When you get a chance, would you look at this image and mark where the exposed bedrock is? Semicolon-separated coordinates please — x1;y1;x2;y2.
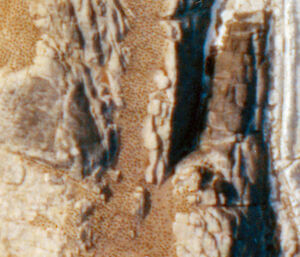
172;2;280;256
0;0;299;256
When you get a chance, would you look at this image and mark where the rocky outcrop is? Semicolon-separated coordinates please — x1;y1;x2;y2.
0;0;299;256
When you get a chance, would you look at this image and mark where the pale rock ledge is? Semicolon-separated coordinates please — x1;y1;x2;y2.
0;0;299;256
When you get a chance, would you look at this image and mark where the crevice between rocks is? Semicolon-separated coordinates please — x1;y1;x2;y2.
168;0;215;169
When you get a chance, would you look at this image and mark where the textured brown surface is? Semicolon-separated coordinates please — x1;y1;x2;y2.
0;0;40;70
0;0;299;256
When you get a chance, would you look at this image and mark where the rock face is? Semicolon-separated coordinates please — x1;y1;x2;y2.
0;0;299;256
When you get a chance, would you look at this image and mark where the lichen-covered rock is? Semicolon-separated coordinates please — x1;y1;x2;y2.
0;0;299;256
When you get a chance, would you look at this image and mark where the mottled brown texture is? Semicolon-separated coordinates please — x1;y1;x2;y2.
0;0;40;70
0;0;299;256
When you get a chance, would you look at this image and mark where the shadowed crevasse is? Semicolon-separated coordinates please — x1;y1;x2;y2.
230;135;280;257
70;82;103;178
170;2;280;256
168;0;215;168
230;17;280;257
